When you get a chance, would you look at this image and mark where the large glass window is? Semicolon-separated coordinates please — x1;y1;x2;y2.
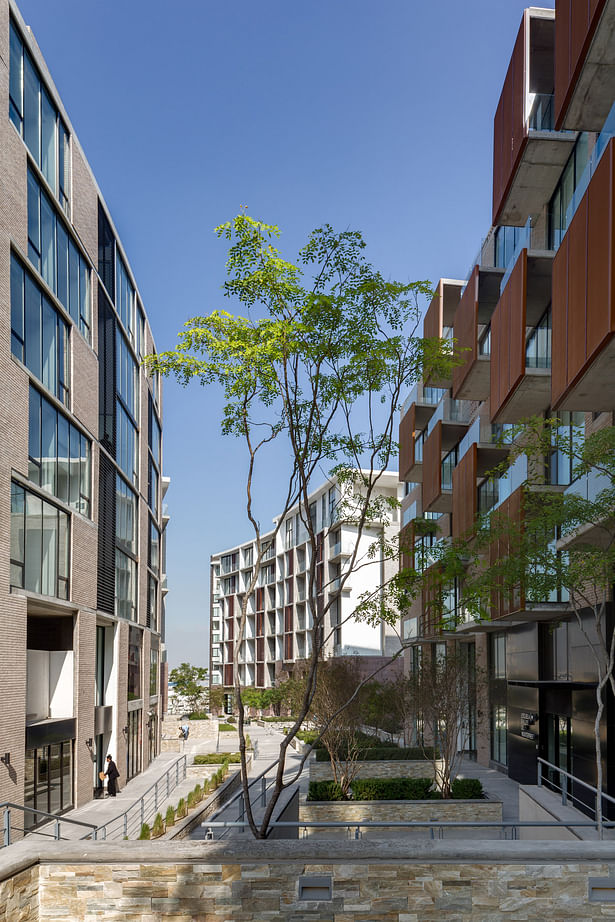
98;203;115;296
148;395;161;517
9;21;70;211
116;401;138;486
27;169;90;340
10;481;69;599
149;519;160;576
115;549;136;621
128;627;142;700
116;254;135;344
11;256;69;404
24;741;73;827
150;648;159;697
29;386;91;515
117;330;138;421
116;475;137;555
525;307;551;369
491;706;508;765
549;133;590;249
490;632;507;679
147;574;158;632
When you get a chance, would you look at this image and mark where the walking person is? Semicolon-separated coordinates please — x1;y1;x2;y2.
105;754;120;797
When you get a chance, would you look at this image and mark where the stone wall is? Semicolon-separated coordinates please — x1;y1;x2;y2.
3;840;615;920
0;865;37;922
309;759;442;781
299;798;503;837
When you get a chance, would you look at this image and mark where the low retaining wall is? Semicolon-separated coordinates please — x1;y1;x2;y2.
299;798;502;837
3;839;615;921
309;758;443;781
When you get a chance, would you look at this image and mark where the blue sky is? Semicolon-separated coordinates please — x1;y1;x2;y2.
16;0;554;668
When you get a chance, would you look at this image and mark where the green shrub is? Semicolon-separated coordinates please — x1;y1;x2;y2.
295;730;318;745
307;781;346;802
138;823;151;839
225;715;236;723
193;784;203;802
451;778;484;800
176;797;187;819
187;790;195;808
314;746;438;762
188;711;209;720
194;752;241;764
245;735;252;750
165;806;175;827
351;777;434;801
152;812;165;838
219;722;236;732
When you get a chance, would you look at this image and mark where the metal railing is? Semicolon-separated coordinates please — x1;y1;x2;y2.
201;818;615;841
94;755;187;840
1;802;98;848
205;759;282;840
537;757;615;822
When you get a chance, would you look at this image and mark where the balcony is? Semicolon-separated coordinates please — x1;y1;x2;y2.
401;383;445;429
558;470;614;549
552;134;615;412
422;422;454;514
426;396;470;451
457;417;509;478
555;0;615;131
422;279;465;388
493;9;576;226
490;248;553;423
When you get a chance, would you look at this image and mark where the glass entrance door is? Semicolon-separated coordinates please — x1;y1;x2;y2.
546;714;570;791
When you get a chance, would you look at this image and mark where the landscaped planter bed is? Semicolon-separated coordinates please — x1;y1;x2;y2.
299;797;502;838
309;759;445;782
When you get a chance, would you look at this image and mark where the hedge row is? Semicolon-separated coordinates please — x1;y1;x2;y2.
314;746;439;762
194;752;241;764
307;777;484;802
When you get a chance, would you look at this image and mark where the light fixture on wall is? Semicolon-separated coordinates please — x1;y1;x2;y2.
85;738;93;748
123;726;129;735
0;753;10;766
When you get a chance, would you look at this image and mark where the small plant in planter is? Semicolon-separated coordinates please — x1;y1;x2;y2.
176;797;187;819
193;784;203;802
138;823;151;840
152;812;165;838
187;790;195;808
165;806;176;828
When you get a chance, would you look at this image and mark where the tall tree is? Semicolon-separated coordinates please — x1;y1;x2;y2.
169;663;208;715
146;213;455;838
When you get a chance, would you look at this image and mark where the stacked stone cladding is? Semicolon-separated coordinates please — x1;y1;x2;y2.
2;840;615;920
309;759;442;782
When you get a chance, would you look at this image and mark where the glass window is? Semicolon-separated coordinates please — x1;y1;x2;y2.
10;481;69;599
128;627;142;699
116;475;137;555
11;256;69;404
9;21;69;213
149;519;160;576
95;625;106;707
116;401;138;486
150;648;159;697
148;457;159;518
116;254;135;343
491;705;508;765
147;574;158;632
28;385;91;516
549;133;590;248
117;329;138;421
490;633;506;679
115;549;136;621
98;203;115;296
149;397;161;469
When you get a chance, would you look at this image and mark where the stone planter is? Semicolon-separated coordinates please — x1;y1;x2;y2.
299;797;503;838
309;759;444;782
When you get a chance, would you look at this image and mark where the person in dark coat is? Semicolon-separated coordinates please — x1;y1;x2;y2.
105;755;120;796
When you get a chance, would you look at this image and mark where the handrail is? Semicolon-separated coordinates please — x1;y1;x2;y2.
0;802;98;848
537;757;615;818
208;759;280;838
201;818;615;841
95;754;187;840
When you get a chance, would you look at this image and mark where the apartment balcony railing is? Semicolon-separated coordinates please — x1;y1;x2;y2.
528;92;555;132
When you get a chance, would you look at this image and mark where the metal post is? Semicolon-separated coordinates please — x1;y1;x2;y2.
141;798;144;826
54;819;61;840
238;794;244;821
354;826;361;840
3;808;10;847
176;761;179;785
124;813;128;837
537;761;542;787
102;826;107;840
261;777;266;807
155;781;158;810
562;774;568;806
166;772;170;798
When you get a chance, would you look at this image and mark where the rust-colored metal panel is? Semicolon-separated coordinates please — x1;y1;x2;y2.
567;193;588;384
400;522;415;573
490;252;526;420
586;141;613;360
452;267;478;398
423;284;442;341
489;486;524;619
554;0;571;129
492;15;527;225
551;234;569;406
508;250;527;397
570;0;590;85
399;403;416;482
422;421;442;511
490;292;504;419
452;443;477;539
